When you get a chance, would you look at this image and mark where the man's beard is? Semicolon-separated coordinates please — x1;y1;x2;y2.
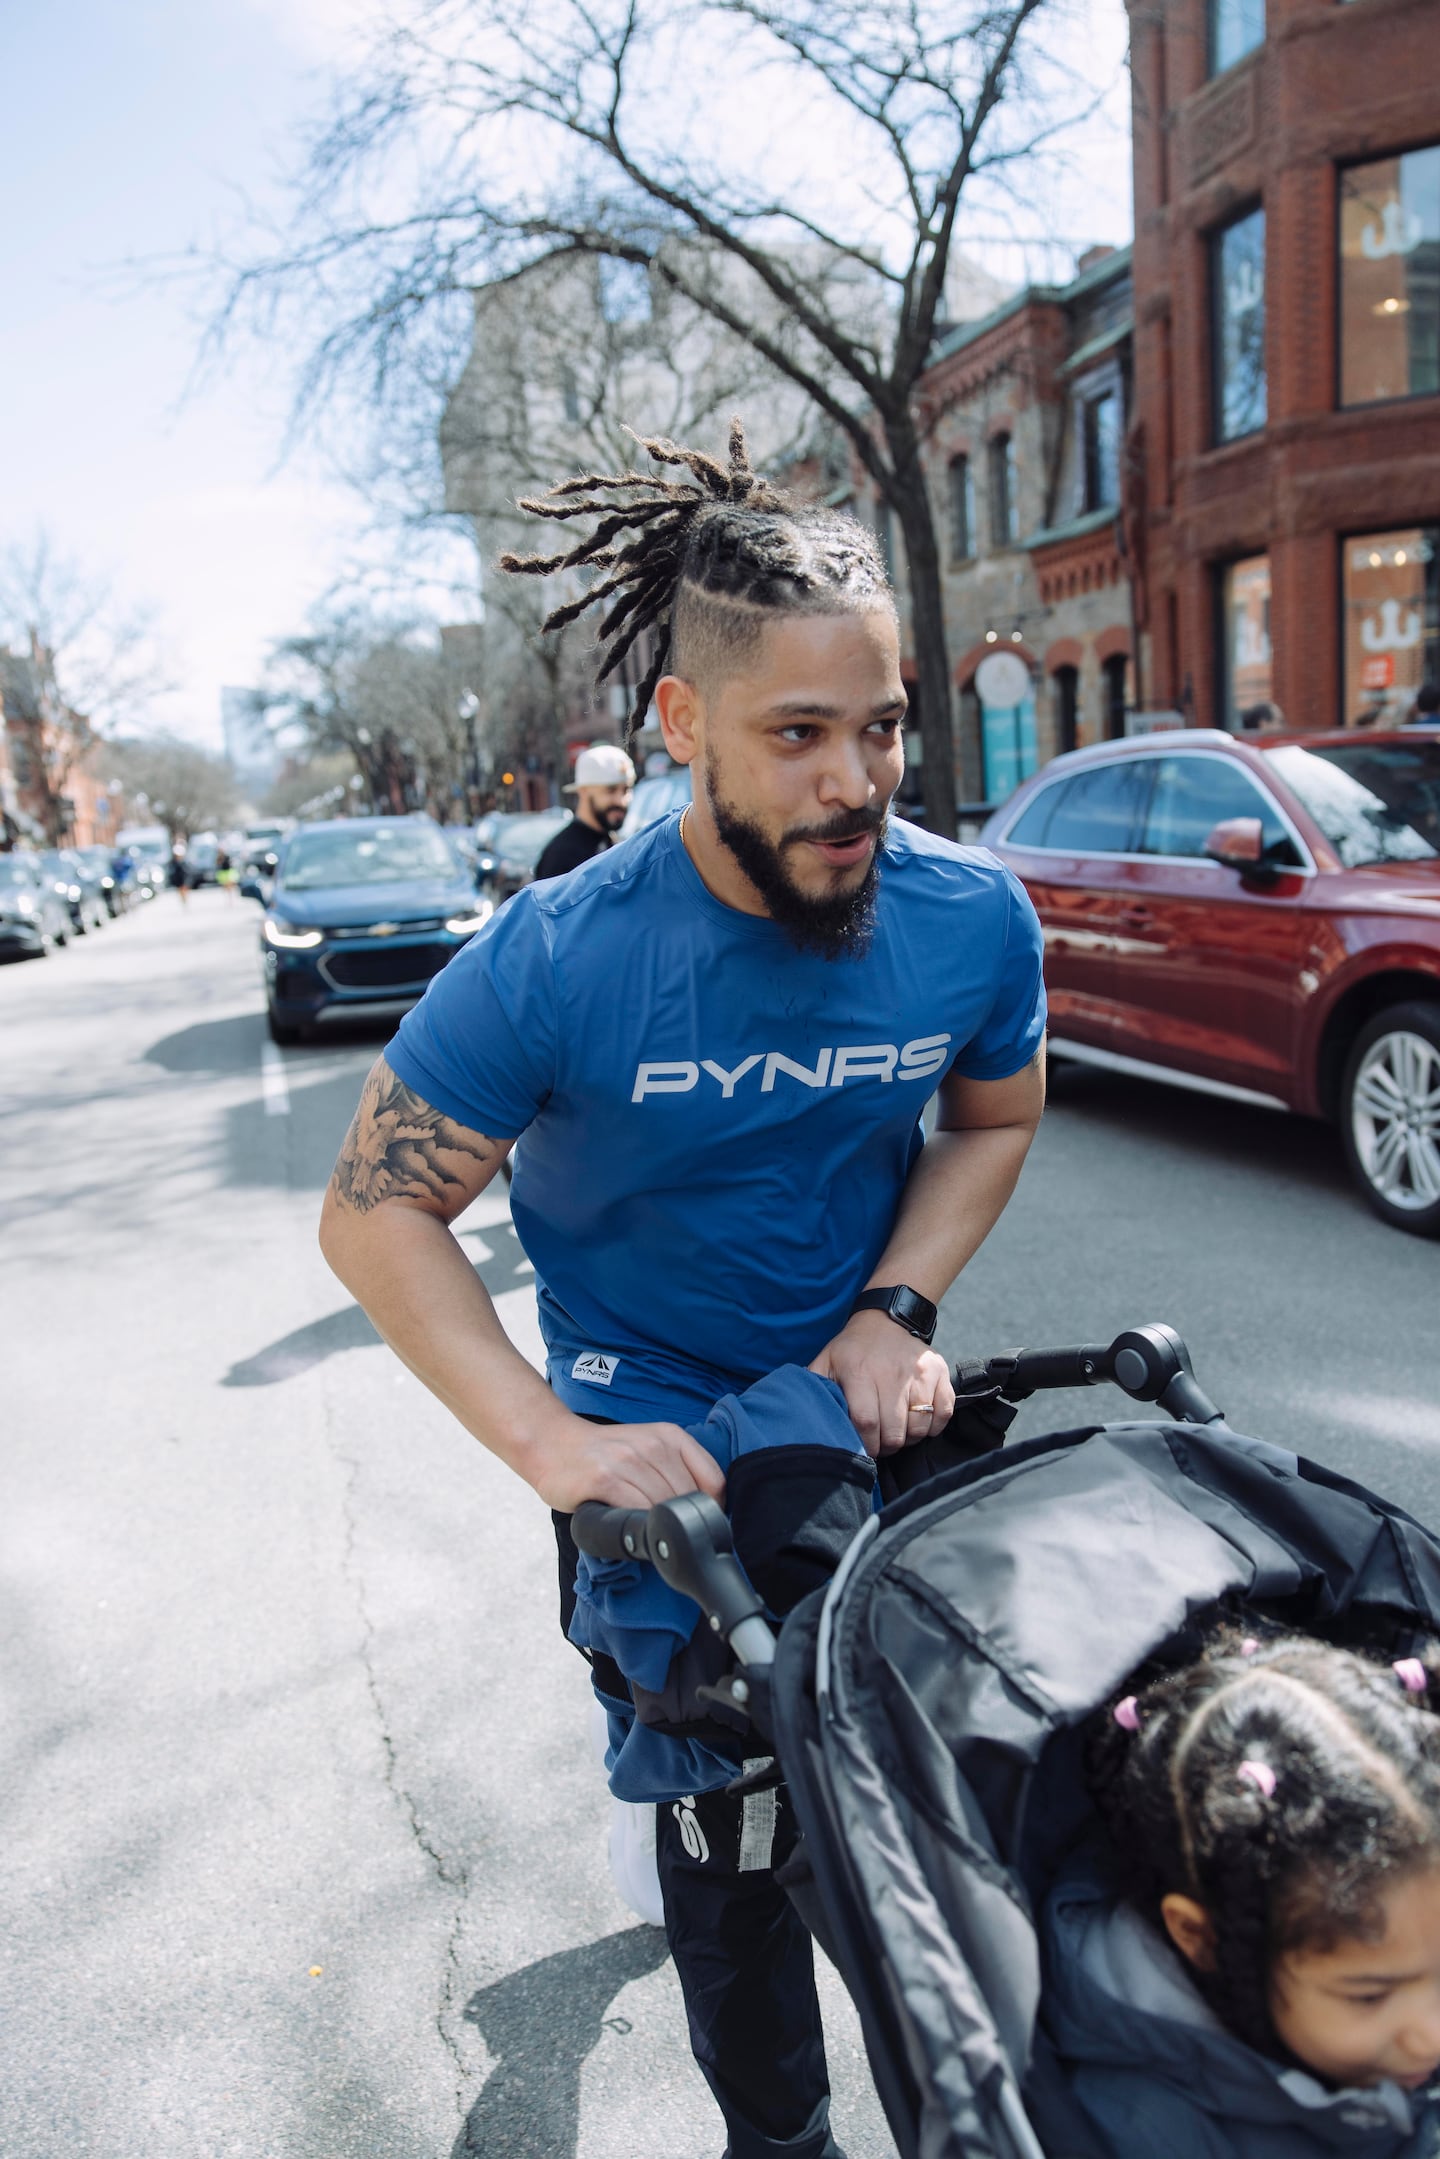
598;804;627;832
703;764;885;960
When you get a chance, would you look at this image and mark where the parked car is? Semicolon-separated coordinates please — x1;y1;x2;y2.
983;727;1440;1235
242;821;293;867
39;849;108;935
128;842;171;899
185;832;220;885
0;855;73;957
481;808;572;902
65;847;114;926
73;843;133;915
619;765;691;839
253;813;493;1043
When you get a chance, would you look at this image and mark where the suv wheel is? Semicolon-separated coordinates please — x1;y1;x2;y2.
1341;1002;1440;1236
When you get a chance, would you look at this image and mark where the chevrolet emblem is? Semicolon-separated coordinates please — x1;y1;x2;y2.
371;922;400;936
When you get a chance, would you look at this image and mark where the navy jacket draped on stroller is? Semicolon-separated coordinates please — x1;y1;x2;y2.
573;1328;1440;2159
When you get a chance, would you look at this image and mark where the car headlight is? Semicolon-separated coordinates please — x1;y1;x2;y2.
263;917;324;949
15;894;34;914
445;901;494;935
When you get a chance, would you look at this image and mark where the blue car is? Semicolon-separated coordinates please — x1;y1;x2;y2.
258;815;493;1044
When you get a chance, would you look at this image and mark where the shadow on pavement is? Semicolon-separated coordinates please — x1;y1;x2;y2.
145;1013;264;1074
223;1301;382;1385
222;1225;532;1386
453;1925;671;2159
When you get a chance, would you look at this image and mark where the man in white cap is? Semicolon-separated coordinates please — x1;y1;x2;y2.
534;742;635;880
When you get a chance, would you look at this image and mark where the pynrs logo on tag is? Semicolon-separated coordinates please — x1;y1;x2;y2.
572;1351;619;1388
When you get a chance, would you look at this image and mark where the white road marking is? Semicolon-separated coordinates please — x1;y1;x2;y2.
513;1258;534;1275
459;1234;495;1262
260;1042;290;1117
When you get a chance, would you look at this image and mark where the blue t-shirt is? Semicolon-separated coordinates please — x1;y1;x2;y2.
387;813;1045;1422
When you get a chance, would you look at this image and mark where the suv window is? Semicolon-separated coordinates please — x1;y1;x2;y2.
1142;754;1303;866
1266;742;1440;868
1006;759;1154;854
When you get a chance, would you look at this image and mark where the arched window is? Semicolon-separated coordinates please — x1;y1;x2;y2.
948;454;974;561
1103;653;1129;739
1053;665;1079;756
988;433;1015;548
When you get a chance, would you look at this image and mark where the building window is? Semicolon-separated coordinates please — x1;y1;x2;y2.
1053;665;1079;756
948;454;974;561
1102;654;1129;739
989;433;1015;547
1209;0;1264;75
1339;147;1440;409
1212;208;1267;442
1219;554;1273;729
1342;527;1440;727
1081;390;1121;512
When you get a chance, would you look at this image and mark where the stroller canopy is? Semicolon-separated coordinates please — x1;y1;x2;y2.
772;1421;1440;2159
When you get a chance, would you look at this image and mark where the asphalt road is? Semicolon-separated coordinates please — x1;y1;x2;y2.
3;889;1438;2159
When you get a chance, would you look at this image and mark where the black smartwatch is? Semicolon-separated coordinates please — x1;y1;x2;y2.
850;1284;938;1344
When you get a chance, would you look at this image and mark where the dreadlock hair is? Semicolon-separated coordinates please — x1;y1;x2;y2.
497;420;893;754
1088;1626;1440;2057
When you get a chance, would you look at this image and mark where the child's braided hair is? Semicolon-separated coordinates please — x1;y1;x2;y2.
498;419;891;752
1088;1628;1440;2054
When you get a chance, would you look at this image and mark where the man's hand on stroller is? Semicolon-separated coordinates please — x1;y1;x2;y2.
523;1406;728;1513
809;1311;956;1457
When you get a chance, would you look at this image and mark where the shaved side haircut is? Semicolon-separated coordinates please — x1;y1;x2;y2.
499;420;894;746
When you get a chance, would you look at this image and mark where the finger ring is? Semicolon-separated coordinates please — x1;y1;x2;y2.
909;1403;934;1419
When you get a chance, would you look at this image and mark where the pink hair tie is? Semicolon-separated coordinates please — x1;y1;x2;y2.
1113;1696;1141;1732
1394;1658;1428;1695
1240;1638;1260;1657
1237;1760;1277;1798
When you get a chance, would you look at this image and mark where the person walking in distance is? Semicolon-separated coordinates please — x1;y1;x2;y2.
534;743;635;880
318;423;1047;2159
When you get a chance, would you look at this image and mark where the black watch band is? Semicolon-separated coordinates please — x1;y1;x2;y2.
850;1284;938;1345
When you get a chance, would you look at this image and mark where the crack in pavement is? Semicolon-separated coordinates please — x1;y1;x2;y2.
328;1407;475;2113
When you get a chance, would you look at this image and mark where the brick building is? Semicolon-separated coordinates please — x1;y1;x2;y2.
883;247;1136;805
0;641;120;848
1127;0;1440;733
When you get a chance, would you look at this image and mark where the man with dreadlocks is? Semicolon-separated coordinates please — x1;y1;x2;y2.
319;421;1046;2159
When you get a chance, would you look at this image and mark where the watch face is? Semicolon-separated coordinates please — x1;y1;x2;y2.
893;1286;938;1339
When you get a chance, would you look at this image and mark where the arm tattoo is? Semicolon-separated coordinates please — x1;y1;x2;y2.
331;1063;500;1215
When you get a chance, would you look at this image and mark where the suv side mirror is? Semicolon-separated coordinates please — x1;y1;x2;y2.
1204;816;1265;872
239;875;265;902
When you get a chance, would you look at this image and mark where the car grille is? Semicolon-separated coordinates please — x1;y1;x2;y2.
327;917;446;938
320;944;453;990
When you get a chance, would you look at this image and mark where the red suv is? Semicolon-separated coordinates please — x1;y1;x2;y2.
983;728;1440;1236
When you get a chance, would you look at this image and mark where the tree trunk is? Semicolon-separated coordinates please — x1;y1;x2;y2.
886;442;958;842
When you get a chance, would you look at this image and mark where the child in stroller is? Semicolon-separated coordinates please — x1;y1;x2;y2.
574;1324;1440;2159
1046;1627;1440;2156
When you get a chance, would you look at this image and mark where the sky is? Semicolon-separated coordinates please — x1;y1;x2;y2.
0;0;1132;754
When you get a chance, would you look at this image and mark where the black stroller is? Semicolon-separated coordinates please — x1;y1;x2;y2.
572;1324;1440;2159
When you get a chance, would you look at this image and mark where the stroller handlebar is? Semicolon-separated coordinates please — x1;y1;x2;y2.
570;1490;777;1669
979;1322;1225;1424
569;1324;1225;1675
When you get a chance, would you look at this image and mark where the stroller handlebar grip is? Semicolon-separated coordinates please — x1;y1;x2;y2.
570;1491;776;1668
984;1344;1115;1395
570;1500;654;1564
982;1323;1224;1424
